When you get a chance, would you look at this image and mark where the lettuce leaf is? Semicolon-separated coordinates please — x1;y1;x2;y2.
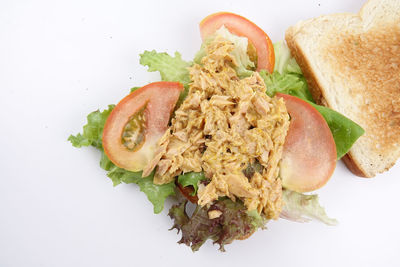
68;103;175;214
260;70;314;102
139;50;191;104
273;41;302;75
307;102;365;159
194;26;255;78
169;198;267;251
100;151;175;213
130;86;141;93
139;50;191;86
214;26;255;78
281;190;337;226
260;41;313;101
177;172;206;196
108;166;175;213
68;105;114;149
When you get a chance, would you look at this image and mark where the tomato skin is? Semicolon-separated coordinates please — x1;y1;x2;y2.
176;182;198;204
199;12;275;73
277;93;337;192
102;82;183;172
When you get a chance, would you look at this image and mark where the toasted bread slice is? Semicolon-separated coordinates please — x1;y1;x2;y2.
285;0;400;177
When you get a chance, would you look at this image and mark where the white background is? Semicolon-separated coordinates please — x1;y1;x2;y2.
1;0;399;266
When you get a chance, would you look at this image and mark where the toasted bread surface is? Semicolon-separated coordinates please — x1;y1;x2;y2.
285;0;400;177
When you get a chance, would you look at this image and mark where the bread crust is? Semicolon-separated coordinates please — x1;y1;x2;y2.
341;154;369;178
285;31;327;107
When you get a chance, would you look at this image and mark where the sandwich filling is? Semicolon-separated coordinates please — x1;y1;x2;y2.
144;36;290;219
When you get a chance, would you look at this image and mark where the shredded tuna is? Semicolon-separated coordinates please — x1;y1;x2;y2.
150;37;290;219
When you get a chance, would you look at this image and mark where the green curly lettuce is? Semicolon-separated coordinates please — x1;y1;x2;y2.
260;41;313;101
140;50;191;104
260;69;314;102
139;50;192;86
107;164;175;213
68;105;114;149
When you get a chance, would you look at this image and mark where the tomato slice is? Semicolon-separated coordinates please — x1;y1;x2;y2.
102;82;183;172
199;12;275;73
277;93;336;192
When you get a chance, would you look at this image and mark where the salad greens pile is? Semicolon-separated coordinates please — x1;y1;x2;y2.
69;31;363;250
